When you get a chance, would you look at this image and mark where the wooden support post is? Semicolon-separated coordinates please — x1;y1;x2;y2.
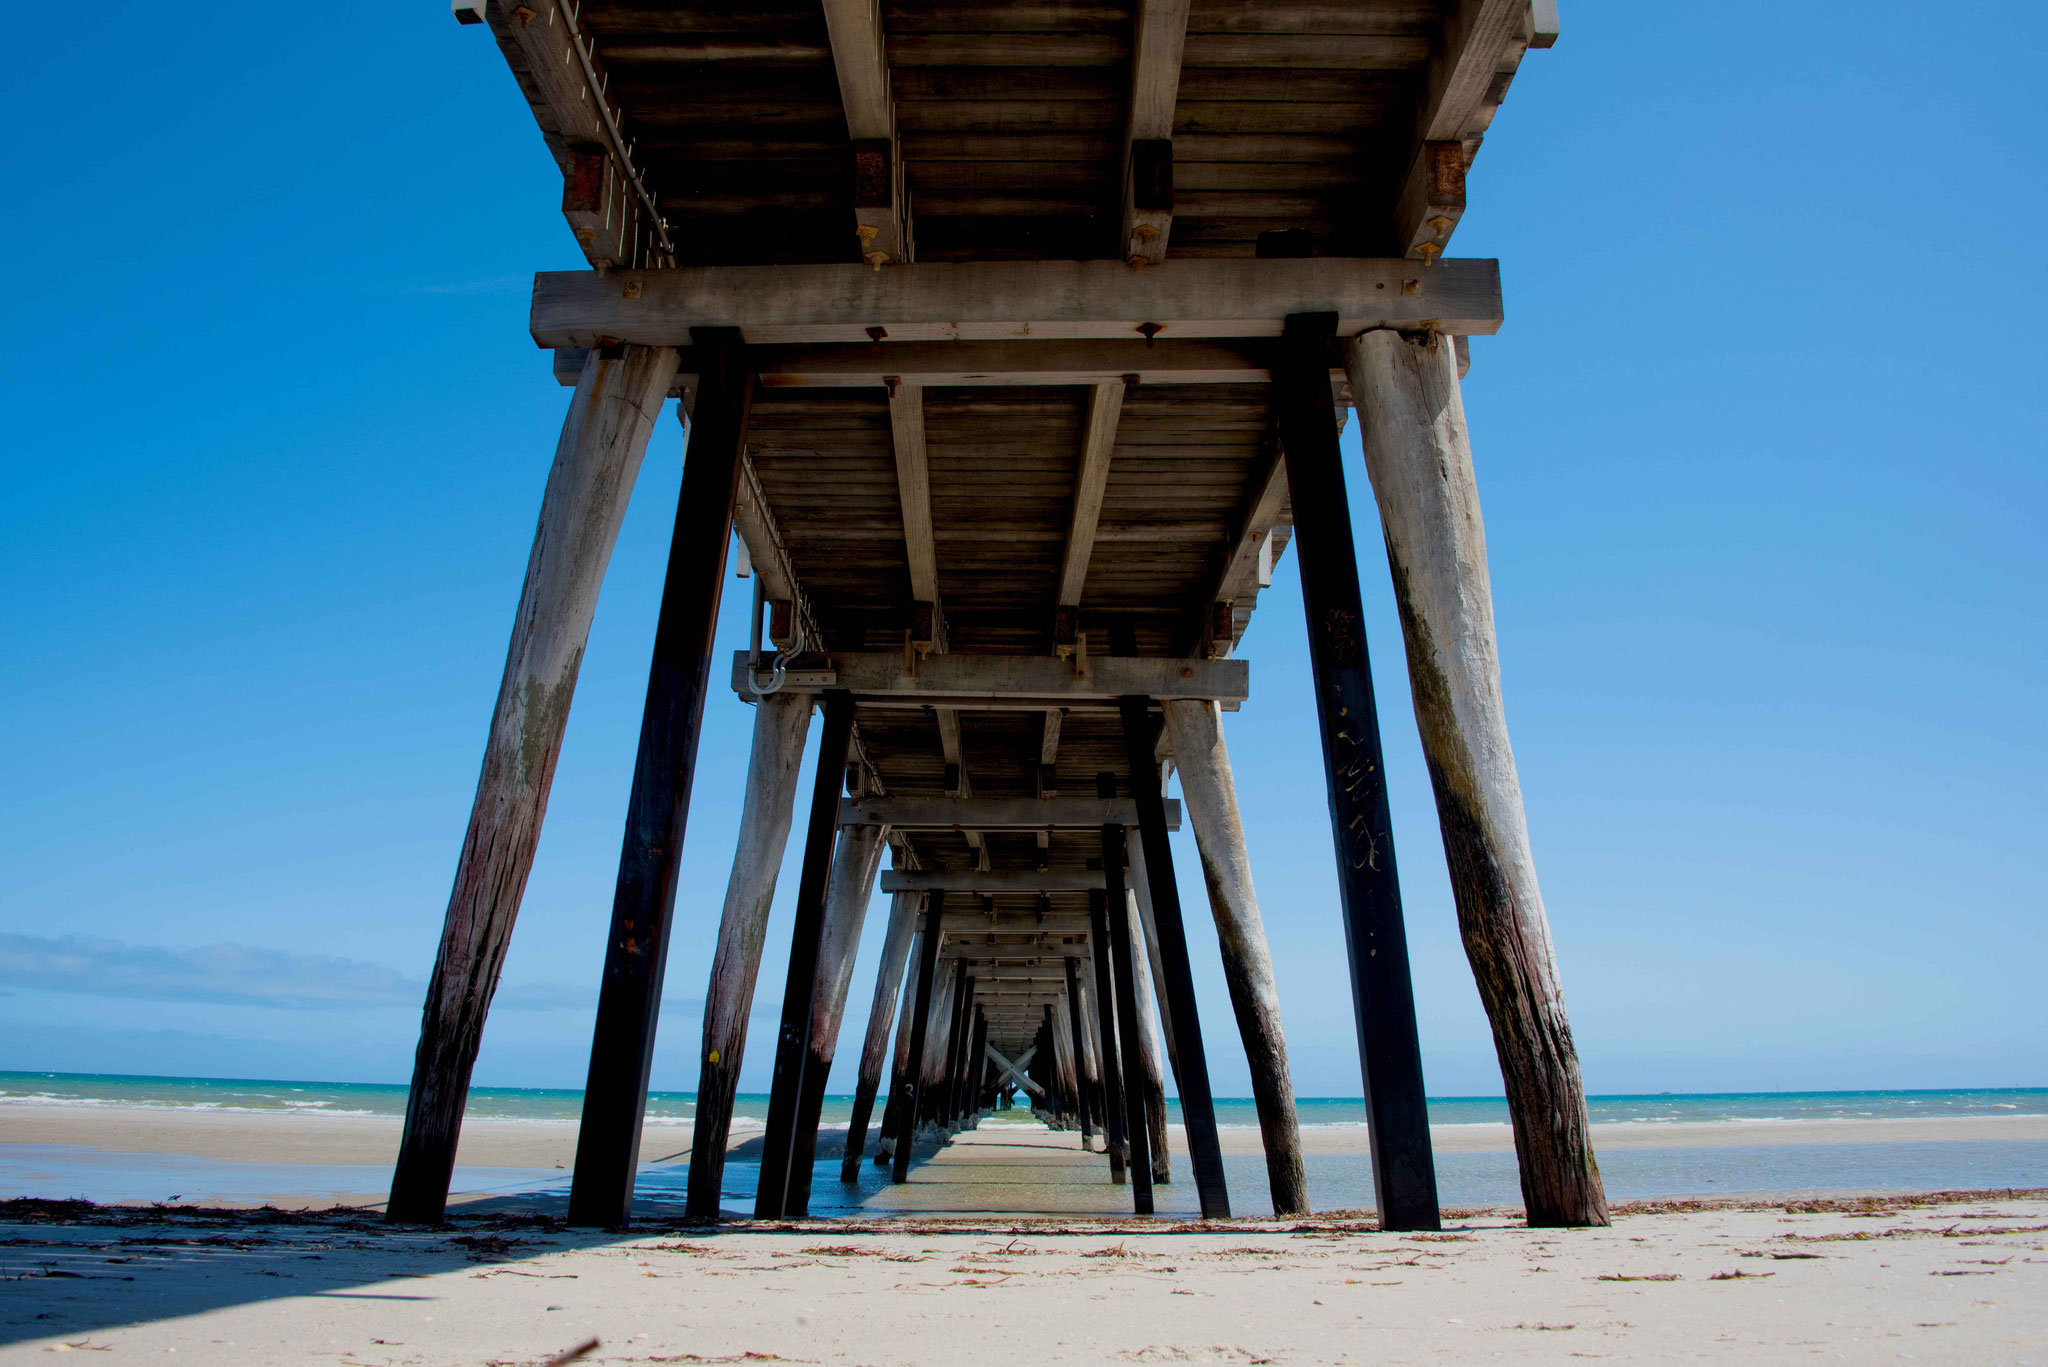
1345;328;1609;1228
842;890;920;1181
683;689;813;1219
968;1009;989;1121
1063;955;1095;1146
1161;698;1309;1216
1118;701;1231;1218
1275;312;1440;1233
918;957;957;1135
753;691;858;1219
389;344;678;1225
786;819;887;1214
1125;841;1179;1065
934;966;960;1132
943;965;973;1130
892;890;946;1183
1123;894;1174;1186
1055;1000;1081;1125
1097;776;1154;1215
1086;972;1113;1136
1086;894;1130;1183
872;921;922;1164
565;336;748;1231
1038;1018;1059;1116
1043;1003;1070;1126
923;963;956;1133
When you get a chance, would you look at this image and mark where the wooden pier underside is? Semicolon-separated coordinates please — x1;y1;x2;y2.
395;0;1608;1232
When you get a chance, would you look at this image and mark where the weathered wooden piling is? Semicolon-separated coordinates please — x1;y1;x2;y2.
942;966;974;1130
1346;328;1610;1228
684;688;813;1219
786;819;887;1214
1085;895;1130;1183
891;890;946;1184
1062;955;1095;1146
841;889;919;1181
919;959;958;1135
1275;312;1440;1233
968;1009;989;1119
1161;697;1310;1216
754;691;857;1219
873;922;922;1166
567;334;753;1231
1040;1003;1069;1125
1096;782;1154;1215
389;344;678;1226
1119;704;1231;1218
1123;896;1174;1186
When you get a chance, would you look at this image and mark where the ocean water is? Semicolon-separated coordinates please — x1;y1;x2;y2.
5;1073;2043;1213
5;1071;2043;1130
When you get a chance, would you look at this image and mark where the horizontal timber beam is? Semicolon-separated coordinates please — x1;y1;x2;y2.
730;652;1247;708
939;939;1094;956
940;951;1089;966
934;917;1093;935
884;870;1103;893
531;258;1503;349
559;338;1303;389
845;797;1179;831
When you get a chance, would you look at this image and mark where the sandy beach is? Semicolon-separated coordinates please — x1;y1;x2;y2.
2;1171;2042;1364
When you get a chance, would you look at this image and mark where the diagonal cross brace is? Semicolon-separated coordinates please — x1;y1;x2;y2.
984;1043;1044;1096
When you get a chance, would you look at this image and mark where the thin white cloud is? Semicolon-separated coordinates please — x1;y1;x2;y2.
406;275;529;296
0;933;594;1012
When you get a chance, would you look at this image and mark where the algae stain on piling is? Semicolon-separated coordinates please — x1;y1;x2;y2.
518;646;584;788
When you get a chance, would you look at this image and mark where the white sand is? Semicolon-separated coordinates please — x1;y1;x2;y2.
3;1149;2042;1366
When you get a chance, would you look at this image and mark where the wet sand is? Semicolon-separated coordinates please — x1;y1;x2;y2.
3;1175;2043;1365
7;1103;2043;1171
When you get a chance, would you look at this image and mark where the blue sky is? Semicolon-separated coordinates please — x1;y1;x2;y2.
1;2;2042;1100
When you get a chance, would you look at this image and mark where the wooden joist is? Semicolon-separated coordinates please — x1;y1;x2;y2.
530;258;1505;349
820;0;908;266
473;0;670;270
1421;1;1531;144
1194;441;1289;657
732;456;818;653
1122;0;1191;266
1054;381;1127;609
1393;0;1541;257
1395;141;1468;262
727;652;1249;707
840;797;1180;831
888;383;938;604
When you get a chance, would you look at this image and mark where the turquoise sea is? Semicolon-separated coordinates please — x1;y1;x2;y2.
4;1073;2043;1215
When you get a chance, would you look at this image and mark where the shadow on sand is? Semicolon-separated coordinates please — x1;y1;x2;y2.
0;1127;965;1349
